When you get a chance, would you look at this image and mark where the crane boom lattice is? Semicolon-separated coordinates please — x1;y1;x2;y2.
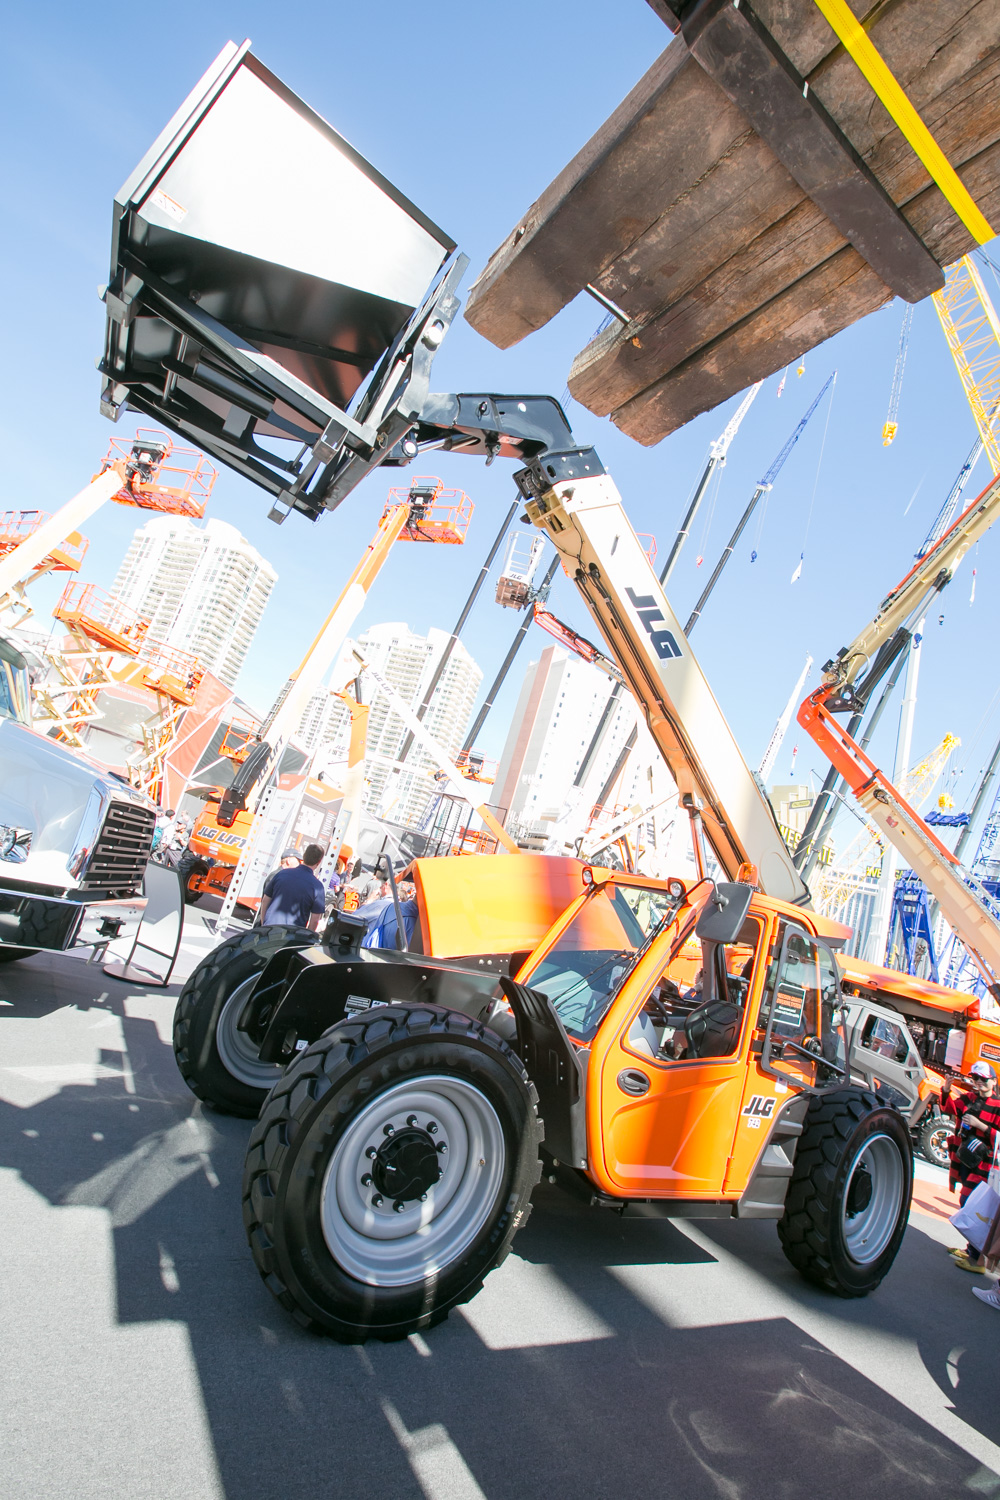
932;256;1000;479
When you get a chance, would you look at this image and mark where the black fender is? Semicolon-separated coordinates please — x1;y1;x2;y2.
257;949;504;1064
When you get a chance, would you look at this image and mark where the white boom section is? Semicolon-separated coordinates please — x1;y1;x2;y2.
758;654;812;783
0;470;122;597
830;471;1000;693
710;381;762;462
523;472;809;904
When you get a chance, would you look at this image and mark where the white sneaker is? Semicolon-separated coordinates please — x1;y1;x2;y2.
972;1286;1000;1311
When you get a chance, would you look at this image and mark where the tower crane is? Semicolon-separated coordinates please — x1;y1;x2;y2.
881;304;913;447
659;380;761;586
685;373;835;634
932;255;1000;480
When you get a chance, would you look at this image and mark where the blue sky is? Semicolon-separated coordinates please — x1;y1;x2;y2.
3;1;999;852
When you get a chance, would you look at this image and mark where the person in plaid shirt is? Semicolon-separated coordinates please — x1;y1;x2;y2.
941;1061;1000;1273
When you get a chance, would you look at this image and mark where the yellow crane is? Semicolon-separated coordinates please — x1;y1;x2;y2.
932;254;1000;477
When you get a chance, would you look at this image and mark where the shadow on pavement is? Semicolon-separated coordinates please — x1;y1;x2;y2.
1;954;998;1500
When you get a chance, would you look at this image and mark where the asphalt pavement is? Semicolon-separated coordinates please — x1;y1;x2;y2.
1;909;999;1500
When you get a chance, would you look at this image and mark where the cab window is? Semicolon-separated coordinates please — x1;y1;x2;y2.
859;1014;910;1064
625;917;763;1064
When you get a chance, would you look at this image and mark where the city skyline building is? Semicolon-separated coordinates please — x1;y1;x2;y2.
494;645;683;869
295;622;482;829
111;516;277;689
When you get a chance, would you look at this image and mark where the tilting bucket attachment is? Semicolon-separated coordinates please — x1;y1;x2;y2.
100;40;462;523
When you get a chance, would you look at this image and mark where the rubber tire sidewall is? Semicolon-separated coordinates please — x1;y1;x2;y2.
172;925;314;1116
0;947;36;963
244;1007;541;1341
178;854;210;905
779;1090;912;1297
919;1112;952;1170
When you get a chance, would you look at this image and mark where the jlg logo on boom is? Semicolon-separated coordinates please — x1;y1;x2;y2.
625;587;682;661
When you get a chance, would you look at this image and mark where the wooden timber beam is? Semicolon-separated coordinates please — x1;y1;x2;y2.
464;0;1000;446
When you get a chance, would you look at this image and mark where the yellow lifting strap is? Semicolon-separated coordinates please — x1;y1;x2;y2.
812;0;995;245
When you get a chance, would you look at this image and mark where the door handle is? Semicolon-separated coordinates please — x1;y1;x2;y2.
617;1068;650;1096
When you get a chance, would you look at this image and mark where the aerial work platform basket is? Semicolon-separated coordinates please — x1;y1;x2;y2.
139;641;205;705
97;430;217;518
0;513;88;572
53;582;151;655
384;477;473;545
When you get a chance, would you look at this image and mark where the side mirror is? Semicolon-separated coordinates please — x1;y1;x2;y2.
694;882;753;945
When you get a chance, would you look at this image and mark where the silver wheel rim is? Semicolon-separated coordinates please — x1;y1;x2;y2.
924;1123;950;1167
215;977;283;1091
320;1074;506;1287
841;1132;905;1265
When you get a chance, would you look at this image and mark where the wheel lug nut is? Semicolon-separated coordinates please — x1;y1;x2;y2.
383;1124;395;1137
420;1193;428;1202
371;1194;383;1207
426;1122;437;1135
361;1174;372;1187
437;1143;447;1154
393;1200;406;1213
406;1115;418;1127
366;1147;377;1159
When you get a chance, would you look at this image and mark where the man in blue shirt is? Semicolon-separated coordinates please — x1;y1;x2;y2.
260;843;327;930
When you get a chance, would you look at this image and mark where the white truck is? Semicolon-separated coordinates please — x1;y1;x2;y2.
0;637;155;962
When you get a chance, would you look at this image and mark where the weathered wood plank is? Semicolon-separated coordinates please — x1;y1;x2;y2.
569;39;1000;417
611;136;1000;445
464;0;881;347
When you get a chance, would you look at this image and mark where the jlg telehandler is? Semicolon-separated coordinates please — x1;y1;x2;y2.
105;45;916;1345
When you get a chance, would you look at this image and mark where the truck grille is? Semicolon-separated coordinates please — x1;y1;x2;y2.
80;802;156;894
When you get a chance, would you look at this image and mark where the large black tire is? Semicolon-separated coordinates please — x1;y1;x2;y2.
919;1110;952;1170
243;1003;543;1343
172;924;314;1116
0;947;36;964
777;1088;912;1297
177;853;211;905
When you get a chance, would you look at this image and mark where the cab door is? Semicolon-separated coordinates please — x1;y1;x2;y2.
592;915;764;1198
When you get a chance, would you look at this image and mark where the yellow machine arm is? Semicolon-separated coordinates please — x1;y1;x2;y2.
823;472;1000;701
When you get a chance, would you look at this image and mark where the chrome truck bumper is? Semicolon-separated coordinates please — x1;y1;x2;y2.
0;887;147;953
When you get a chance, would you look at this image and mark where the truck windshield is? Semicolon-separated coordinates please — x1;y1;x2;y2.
525;880;696;1042
0;639;31;726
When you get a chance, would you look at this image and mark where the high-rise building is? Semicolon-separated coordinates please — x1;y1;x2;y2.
294;623;482;828
494;646;635;832
493;645;682;866
111;516;277;688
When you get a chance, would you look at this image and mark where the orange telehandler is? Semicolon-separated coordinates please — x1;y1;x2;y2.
168;392;922;1342
107;45;918;1343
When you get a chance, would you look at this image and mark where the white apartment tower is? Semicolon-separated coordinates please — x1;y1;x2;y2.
295;622;482;827
112;517;277;688
494;645;681;867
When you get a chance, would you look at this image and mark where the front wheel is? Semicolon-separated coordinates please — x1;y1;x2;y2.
243;1004;543;1342
177;853;210;905
778;1089;912;1297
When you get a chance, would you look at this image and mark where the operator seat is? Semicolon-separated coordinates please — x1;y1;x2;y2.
683;998;741;1058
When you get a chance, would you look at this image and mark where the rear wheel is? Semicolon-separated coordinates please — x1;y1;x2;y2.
172;924;314;1115
243;1004;542;1342
778;1089;912;1296
919;1111;951;1170
177;853;211;905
